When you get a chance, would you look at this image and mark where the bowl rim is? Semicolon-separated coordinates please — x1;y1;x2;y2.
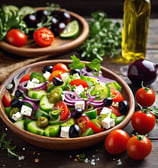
0;59;135;143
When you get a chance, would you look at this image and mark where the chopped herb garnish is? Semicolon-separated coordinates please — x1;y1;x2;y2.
68;55;85;70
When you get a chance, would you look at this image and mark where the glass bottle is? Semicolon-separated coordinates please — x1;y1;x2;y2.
121;0;151;63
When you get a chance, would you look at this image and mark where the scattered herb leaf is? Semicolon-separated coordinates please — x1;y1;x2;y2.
68;55;85;70
86;58;101;72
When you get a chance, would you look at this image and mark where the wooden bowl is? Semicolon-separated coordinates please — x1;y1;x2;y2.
0;9;89;57
0;60;135;150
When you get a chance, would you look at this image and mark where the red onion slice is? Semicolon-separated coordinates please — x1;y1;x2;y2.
18;81;28;92
22;92;40;102
32;81;48;90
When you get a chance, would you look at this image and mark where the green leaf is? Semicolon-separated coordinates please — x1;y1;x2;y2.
86;58;101;72
68;55;85;70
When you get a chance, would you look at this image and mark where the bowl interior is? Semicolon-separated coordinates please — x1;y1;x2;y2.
0;60;135;150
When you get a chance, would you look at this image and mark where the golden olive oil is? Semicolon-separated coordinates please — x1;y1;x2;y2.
121;0;150;62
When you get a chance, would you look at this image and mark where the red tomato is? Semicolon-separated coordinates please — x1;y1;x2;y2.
105;129;130;155
49;70;65;82
6;29;27;47
53;63;68;73
135;87;155;107
19;74;30;83
3;94;12;107
127;135;152;160
75;115;90;134
33;27;54;47
110;88;124;102
131;110;156;135
70;79;89;88
109;106;122;117
54;101;70;121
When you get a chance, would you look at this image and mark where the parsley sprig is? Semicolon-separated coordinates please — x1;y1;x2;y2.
0;133;20;158
78;11;122;61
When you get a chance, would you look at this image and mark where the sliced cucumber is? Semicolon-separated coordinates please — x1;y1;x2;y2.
14;120;25;129
35;109;49;119
84;109;97;119
44;125;60;137
40;95;54;112
61;118;75;127
60;20;80;39
19;6;35;18
27;89;46;99
106;82;121;92
27;121;44;135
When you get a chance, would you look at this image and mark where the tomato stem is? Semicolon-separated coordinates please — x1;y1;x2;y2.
136;135;145;140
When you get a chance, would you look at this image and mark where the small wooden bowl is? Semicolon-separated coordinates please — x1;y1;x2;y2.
0;60;135;150
0;9;89;57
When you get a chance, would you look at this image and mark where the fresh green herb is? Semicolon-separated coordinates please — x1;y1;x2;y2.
86;58;101;72
78;11;122;61
148;106;158;121
0;5;27;40
68;55;85;70
0;132;20;158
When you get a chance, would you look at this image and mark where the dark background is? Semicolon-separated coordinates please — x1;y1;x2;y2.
0;0;157;18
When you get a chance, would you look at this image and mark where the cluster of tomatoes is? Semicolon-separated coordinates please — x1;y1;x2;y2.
6;27;54;47
104;86;156;160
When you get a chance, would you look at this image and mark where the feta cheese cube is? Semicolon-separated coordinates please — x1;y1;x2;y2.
26;80;43;89
75;101;85;110
101;117;115;129
74;85;84;95
12;112;23;121
20;105;32;116
100;107;112;117
60;126;70;138
32;78;40;84
43;71;51;80
61;73;69;82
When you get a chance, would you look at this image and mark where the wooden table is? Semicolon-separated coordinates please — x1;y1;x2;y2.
0;19;158;168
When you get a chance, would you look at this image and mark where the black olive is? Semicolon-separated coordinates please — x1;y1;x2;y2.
70;69;80;76
119;100;129;115
6;83;14;92
36;9;48;22
51;17;59;27
69;124;81;138
15;90;23;98
71;108;83;119
42;65;53;73
23;14;38;27
59;11;71;24
52;22;66;36
103;97;113;107
53;77;64;86
11;99;23;108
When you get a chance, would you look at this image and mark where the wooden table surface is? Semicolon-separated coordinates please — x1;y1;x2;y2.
0;19;158;168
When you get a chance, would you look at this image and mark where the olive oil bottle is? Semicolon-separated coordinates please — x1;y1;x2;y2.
121;0;151;62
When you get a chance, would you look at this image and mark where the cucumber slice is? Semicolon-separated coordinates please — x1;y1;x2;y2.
27;121;44;135
82;128;94;137
106;82;121;92
44;125;60;137
84;109;97;119
14;120;25;129
61;118;75;127
35;109;49;119
40;95;54;112
19;6;35;18
60;20;80;39
27;89;46;99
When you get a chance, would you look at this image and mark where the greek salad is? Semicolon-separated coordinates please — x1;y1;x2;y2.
3;56;129;138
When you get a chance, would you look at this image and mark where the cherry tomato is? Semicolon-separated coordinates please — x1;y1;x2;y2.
54;101;70;121
127;135;152;160
53;63;68;73
33;27;54;47
70;79;89;88
109;106;122;117
75;115;90;134
131;110;156;135
19;74;30;83
3;93;12;107
6;29;27;47
110;88;124;103
49;70;65;82
105;129;130;155
135;87;155;107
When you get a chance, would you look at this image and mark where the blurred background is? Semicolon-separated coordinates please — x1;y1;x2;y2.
0;0;157;18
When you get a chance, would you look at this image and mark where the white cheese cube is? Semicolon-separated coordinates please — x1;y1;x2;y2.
61;73;69;82
100;107;112;117
20;105;32;116
100;82;105;87
74;85;84;95
26;80;43;89
101;117;115;129
60;126;70;138
43;71;51;80
75;101;85;110
12;112;23;121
